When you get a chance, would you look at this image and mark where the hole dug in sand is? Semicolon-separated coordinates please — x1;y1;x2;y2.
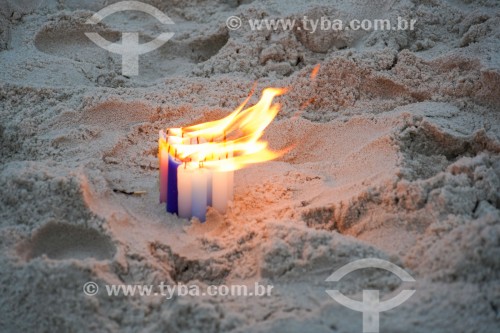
20;223;116;261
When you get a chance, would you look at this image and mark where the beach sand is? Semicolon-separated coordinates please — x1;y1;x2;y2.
0;0;499;332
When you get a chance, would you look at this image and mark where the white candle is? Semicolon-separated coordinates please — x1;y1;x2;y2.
227;170;234;202
212;171;229;214
191;167;208;222
177;163;193;219
227;144;234;202
195;137;213;208
207;171;213;207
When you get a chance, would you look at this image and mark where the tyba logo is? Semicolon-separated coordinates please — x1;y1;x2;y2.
85;1;174;76
326;258;416;333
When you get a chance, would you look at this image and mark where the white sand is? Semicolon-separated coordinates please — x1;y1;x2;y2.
0;0;499;332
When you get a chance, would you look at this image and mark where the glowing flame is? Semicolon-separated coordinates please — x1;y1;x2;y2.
310;64;320;80
160;87;288;172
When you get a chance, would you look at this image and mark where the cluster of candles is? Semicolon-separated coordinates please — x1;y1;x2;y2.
158;87;288;222
158;130;234;222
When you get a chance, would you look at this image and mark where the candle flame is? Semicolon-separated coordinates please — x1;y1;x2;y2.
161;87;288;171
310;64;320;80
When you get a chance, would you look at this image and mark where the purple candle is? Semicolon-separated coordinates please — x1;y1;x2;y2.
159;131;169;203
166;154;180;214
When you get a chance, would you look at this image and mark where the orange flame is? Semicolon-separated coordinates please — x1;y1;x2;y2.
310;64;320;80
160;87;288;172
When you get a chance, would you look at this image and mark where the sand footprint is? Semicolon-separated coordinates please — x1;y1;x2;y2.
48;99;158;156
34;22;120;65
19;223;116;261
33;10;229;85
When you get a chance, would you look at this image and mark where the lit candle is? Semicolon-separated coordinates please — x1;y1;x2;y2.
177;162;192;219
198;137;213;209
212;170;230;214
210;145;234;214
227;170;234;202
158;130;169;203
166;149;180;214
191;165;208;222
226;144;234;203
207;138;216;208
206;171;213;207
